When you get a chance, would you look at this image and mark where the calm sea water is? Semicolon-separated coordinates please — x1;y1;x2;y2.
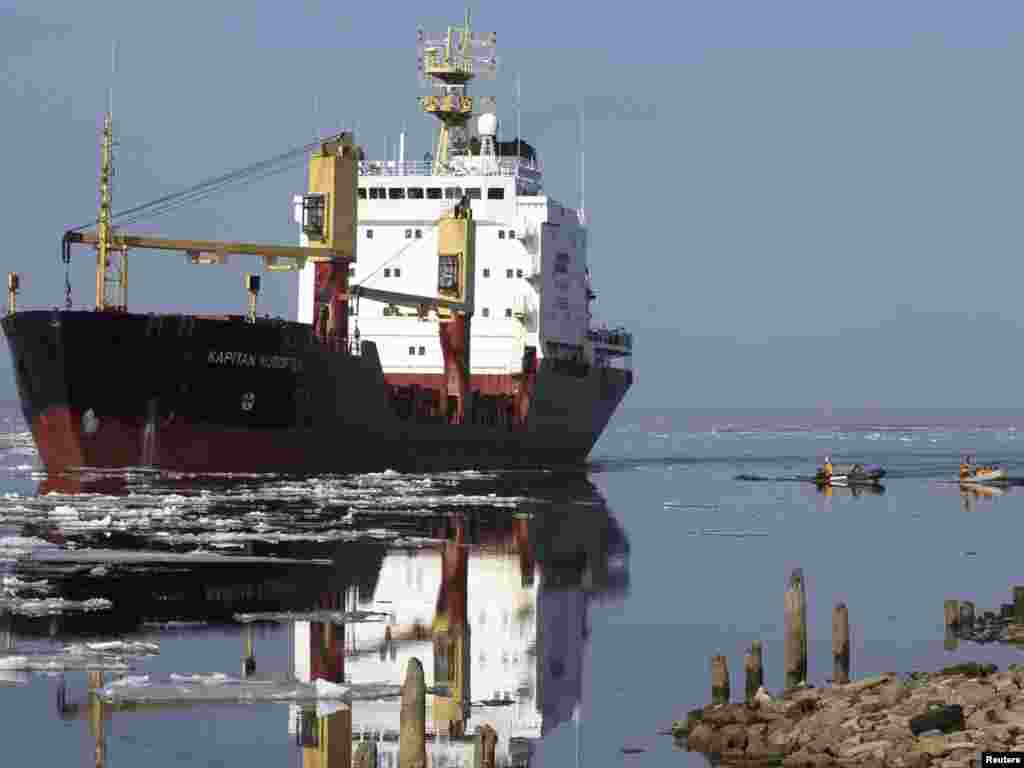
4;403;1024;766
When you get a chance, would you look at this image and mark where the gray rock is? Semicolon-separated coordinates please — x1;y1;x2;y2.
880;681;910;708
721;724;748;751
841;739;891;759
956;681;996;707
685;723;715;753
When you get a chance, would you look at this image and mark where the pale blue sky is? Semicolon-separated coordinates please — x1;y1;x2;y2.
5;0;1024;408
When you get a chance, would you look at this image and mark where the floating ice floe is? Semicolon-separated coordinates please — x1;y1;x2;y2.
0;638;157;673
234;610;390;624
96;677;447;705
0;596;113;616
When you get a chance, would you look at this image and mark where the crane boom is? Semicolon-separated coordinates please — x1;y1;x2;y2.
65;231;350;271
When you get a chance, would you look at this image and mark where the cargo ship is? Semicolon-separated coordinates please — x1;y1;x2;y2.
2;12;633;475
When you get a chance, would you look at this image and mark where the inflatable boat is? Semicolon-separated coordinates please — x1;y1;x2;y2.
815;462;886;486
959;455;1008;484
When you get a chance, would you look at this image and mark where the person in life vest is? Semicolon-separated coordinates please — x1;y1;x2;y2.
959;454;973;479
823;455;833;480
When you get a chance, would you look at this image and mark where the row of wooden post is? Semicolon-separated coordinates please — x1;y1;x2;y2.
711;569;851;704
398;657;498;768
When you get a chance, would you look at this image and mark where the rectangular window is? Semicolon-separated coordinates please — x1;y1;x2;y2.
556;252;570;262
383;268;391;277
505;308;513;318
370;187;386;200
554;263;568;274
415;229;423;239
482;268;491;278
438;255;459;290
357;188;367;199
482;307;490;317
366;229;374;239
498;230;505;240
556;297;569;310
506;269;514;278
487;187;504;200
407;187;425;199
394;268;401;278
405;229;412;239
445;187;462;199
508;230;516;239
516;269;523;278
427;187;443;200
388;188;405;200
409;346;416;355
466;187;482;199
418;346;425;356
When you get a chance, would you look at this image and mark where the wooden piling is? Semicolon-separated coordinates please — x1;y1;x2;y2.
944;600;960;628
744;642;763;703
944;626;959;651
711;654;730;704
1014;586;1024;621
784;568;807;690
832;603;850;685
354;741;378;768
474;723;498;768
242;624;255;678
399;658;426;768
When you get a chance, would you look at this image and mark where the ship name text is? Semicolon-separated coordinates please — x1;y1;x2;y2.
207;350;303;372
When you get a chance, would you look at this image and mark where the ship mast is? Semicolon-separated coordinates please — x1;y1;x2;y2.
95;43;126;312
417;9;497;175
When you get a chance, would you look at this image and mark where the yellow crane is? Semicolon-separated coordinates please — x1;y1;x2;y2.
54;110;478;422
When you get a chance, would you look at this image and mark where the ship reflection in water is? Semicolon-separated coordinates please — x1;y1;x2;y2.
2;471;628;766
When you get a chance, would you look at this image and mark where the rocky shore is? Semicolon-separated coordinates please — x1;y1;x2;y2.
672;664;1023;767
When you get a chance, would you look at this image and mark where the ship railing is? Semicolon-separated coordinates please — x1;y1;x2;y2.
587;327;633;351
359;158;542;178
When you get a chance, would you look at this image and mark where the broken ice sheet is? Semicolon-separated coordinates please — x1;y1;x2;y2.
0;596;112;616
98;677;451;705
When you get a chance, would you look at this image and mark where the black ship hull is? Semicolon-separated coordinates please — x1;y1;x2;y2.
2;310;632;474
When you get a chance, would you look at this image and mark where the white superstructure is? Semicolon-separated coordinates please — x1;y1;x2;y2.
295;11;631;379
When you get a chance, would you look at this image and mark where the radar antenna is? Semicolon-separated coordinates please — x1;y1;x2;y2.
417;9;497;175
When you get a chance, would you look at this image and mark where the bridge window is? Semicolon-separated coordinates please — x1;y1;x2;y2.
365;229;373;239
388;188;405;200
506;269;514;278
516;269;523;278
509;230;516;239
466;187;481;199
415;229;422;239
409;346;415;355
427;187;442;200
405;229;412;239
444;187;462;199
383;268;391;277
482;268;490;278
487;187;504;200
498;230;505;240
393;268;401;278
555;263;568;274
357;187;367;199
505;308;513;318
369;187;386;200
407;187;424;199
556;297;569;310
482;307;490;317
418;346;425;356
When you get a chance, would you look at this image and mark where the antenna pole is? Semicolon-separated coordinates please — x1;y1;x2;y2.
580;100;586;225
516;73;521;162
